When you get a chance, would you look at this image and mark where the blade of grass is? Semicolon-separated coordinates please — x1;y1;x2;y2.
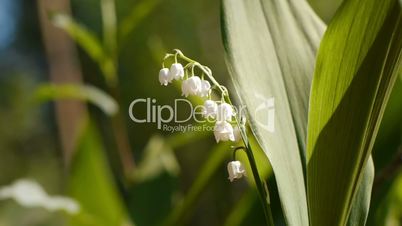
100;0;117;60
69;120;133;226
35;83;118;116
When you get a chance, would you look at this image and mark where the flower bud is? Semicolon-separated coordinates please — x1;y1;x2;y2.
198;80;211;97
203;100;218;118
217;103;235;121
169;63;184;80
182;76;201;97
227;161;246;182
159;68;170;86
214;121;235;143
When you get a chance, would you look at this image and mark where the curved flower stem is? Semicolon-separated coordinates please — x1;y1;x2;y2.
232;146;246;160
245;144;275;226
171;50;226;94
226;97;275;226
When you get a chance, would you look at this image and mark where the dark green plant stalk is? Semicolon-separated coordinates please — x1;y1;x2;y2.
244;144;274;226
226;97;275;226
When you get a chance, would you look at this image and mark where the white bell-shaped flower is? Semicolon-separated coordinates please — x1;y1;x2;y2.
217;103;235;121
159;68;170;86
202;100;218;118
182;76;201;97
198;80;211;97
169;63;184;80
227;161;246;182
214;121;235;143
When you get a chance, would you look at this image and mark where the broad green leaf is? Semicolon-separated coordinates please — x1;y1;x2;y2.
307;0;402;225
221;0;325;225
69;120;133;226
51;14;116;85
35;83;118;116
347;157;374;226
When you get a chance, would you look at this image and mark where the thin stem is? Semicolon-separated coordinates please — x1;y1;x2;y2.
226;96;274;226
232;146;246;160
173;50;225;94
191;63;196;76
244;142;275;226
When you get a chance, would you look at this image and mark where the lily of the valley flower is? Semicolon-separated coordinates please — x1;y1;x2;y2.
214;121;235;143
182;76;201;97
217;103;235;121
198;80;211;97
227;161;246;182
203;100;218;118
159;68;170;86
169;63;184;81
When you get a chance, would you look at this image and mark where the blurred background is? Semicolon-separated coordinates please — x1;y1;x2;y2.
0;0;401;225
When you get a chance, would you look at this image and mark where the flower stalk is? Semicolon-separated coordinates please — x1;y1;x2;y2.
160;49;274;226
225;97;275;226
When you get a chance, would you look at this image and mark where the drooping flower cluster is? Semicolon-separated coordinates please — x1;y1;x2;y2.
159;50;248;182
159;63;212;98
159;50;241;144
159;63;184;85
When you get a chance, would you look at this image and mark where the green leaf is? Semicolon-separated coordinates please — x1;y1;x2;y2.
221;0;325;225
35;83;118;116
51;14;116;85
69;120;133;226
347;157;374;226
307;0;402;225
